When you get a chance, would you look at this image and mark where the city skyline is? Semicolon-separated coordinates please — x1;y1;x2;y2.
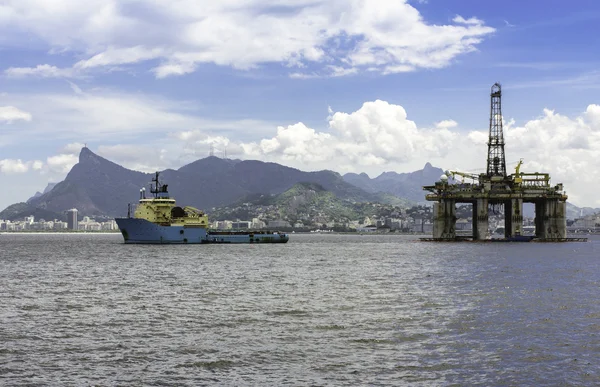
2;0;600;209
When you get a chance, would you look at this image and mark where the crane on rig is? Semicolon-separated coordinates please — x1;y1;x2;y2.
513;159;524;185
446;170;480;183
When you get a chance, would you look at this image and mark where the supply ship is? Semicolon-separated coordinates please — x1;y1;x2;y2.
115;172;289;244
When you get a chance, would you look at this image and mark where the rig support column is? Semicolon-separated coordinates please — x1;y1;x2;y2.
535;202;544;239
535;200;567;239
473;199;489;240
505;198;523;237
433;200;456;239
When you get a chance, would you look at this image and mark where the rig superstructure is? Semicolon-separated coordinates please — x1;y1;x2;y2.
423;83;571;241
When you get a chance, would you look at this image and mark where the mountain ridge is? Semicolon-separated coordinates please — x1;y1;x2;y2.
209;181;406;228
2;148;597;222
343;162;445;202
1;147;421;221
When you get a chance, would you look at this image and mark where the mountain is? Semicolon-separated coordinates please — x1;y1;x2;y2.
0;147;409;221
566;202;599;220
0;202;64;222
517;202;599;220
171;157;389;209
27;192;43;203
343;162;445;202
43;182;58;194
27;182;58;203
210;182;406;226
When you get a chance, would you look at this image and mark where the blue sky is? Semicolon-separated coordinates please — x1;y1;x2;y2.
1;0;600;210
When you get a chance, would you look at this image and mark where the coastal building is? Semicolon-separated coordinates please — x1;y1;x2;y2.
251;218;266;229
67;208;79;230
231;221;251;229
101;220;117;231
54;221;68;230
268;220;292;228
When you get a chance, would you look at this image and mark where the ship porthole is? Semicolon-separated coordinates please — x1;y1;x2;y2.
183;238;188;243
180;230;184;234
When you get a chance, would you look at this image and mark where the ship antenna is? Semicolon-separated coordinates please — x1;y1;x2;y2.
151;171;161;198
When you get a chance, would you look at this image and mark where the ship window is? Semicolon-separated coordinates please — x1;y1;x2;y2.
180;230;184;234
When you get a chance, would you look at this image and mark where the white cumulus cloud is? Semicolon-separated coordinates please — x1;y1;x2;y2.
1;0;495;78
436;119;458;129
0;159;29;173
239;100;457;167
46;153;78;174
464;105;600;205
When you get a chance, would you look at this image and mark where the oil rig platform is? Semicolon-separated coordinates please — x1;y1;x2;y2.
423;83;584;242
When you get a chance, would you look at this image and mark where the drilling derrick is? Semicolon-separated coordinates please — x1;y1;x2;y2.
487;83;506;178
422;83;575;242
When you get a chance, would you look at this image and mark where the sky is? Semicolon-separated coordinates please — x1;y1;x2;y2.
1;0;600;210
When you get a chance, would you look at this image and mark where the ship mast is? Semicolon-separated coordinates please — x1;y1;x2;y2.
150;171;161;198
149;171;169;198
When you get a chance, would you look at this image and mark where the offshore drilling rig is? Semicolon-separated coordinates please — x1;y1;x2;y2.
423;83;571;241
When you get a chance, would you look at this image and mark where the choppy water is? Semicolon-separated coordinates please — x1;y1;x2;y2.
1;233;599;386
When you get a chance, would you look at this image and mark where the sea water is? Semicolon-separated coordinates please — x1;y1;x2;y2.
1;233;599;385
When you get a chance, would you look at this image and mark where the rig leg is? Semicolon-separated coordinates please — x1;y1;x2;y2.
536;200;567;239
535;202;544;239
473;199;489;240
505;198;523;237
546;200;567;239
433;200;456;239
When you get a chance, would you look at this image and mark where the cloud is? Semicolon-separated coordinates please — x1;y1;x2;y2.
0;159;29;173
464;105;600;205
4;64;76;78
435;119;458;129
1;89;276;144
153;63;197;79
0;106;32;123
585;104;600;129
74;46;164;69
61;142;86;154
453;15;484;25
240;100;457;167
1;0;494;78
46;154;78;174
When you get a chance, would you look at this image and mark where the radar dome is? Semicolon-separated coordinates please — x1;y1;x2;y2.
440;174;448;182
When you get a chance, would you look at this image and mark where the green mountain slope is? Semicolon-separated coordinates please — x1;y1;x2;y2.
209;182;407;227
